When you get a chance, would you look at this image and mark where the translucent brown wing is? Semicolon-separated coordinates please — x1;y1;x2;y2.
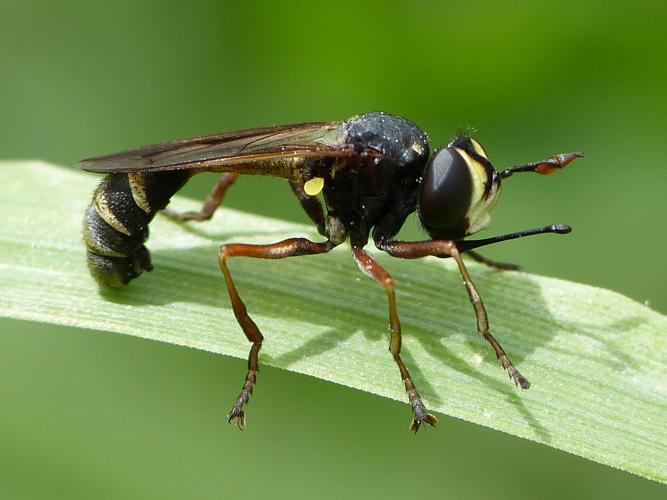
79;121;360;175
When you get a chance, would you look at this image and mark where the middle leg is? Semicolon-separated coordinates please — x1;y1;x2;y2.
352;247;437;432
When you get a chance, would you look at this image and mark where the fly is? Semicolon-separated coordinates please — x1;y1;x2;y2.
80;111;582;431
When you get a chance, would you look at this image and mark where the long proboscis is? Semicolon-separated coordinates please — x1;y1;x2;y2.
456;224;572;254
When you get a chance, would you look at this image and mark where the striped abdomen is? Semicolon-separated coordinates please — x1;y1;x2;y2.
83;171;191;287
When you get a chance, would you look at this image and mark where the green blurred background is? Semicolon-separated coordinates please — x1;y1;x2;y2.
1;1;665;498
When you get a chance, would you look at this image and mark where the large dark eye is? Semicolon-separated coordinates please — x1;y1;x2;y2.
418;148;472;239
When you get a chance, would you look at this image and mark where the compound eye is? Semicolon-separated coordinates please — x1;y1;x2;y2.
418;148;472;238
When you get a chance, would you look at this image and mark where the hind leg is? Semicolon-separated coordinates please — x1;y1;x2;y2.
163;173;238;221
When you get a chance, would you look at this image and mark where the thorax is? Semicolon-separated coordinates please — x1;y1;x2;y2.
322;112;431;245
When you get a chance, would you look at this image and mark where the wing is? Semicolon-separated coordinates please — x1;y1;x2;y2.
79;121;363;176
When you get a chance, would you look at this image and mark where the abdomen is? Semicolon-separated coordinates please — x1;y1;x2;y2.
83;171;191;287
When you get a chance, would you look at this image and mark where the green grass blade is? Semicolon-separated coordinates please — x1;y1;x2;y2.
1;161;665;482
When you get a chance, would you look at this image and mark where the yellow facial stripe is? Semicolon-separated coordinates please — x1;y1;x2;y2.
455;148;487;203
470;138;488;159
304;177;324;196
454;148;500;234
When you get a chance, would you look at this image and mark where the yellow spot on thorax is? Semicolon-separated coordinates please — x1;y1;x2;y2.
303;177;324;196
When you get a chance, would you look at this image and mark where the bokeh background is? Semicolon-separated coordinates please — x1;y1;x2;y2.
1;1;665;498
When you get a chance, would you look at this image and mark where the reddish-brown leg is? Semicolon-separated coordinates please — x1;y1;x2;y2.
465;250;519;271
377;239;530;389
219;238;336;429
353;247;438;432
163;173;238;221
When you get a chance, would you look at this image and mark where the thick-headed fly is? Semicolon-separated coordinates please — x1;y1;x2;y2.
81;111;582;431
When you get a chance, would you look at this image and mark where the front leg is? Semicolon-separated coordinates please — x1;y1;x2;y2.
289;180;326;236
219;237;337;429
376;239;530;389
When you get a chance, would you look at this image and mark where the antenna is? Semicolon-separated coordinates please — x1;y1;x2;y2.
456;224;572;253
497;152;583;180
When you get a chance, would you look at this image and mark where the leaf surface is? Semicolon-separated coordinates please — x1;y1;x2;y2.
0;161;664;482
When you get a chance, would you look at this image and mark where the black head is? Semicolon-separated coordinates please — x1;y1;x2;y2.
418;135;501;240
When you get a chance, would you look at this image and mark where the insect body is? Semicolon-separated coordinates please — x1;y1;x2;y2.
81;112;581;431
